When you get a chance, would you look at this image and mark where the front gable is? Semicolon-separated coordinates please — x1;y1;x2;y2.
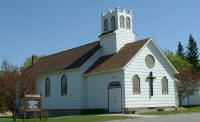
123;39;178;76
123;39;178;108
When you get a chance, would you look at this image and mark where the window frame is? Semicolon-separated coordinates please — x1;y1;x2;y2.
161;76;168;94
45;78;50;97
132;75;140;94
126;17;131;29
104;19;108;32
111;16;116;29
120;15;125;28
61;75;68;96
145;54;155;68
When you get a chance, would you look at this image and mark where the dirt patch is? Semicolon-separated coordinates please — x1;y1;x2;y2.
0;112;12;117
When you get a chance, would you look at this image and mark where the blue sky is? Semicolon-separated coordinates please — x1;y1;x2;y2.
0;0;200;66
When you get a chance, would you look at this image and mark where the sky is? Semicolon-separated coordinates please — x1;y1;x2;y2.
0;0;200;67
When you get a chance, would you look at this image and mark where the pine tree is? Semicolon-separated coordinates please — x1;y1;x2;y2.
185;34;199;66
176;41;184;58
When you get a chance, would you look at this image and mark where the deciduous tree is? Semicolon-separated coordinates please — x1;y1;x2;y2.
165;50;192;71
175;69;200;107
0;60;38;121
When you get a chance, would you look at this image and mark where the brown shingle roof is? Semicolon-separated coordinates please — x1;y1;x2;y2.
85;38;149;74
30;41;100;75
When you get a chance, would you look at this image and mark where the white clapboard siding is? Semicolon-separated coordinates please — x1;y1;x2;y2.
100;29;135;56
80;48;102;108
85;71;124;109
37;69;82;109
115;29;135;52
124;41;177;108
100;34;117;56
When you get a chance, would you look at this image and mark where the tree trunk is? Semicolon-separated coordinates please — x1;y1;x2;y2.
187;92;190;110
12;111;16;121
179;100;182;107
12;104;17;121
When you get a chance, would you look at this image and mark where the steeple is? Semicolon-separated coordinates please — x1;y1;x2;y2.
101;7;133;33
100;7;136;56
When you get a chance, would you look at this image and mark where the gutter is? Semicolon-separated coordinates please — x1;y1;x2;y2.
40;67;80;77
83;68;123;77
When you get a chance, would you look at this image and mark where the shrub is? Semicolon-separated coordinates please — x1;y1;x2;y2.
81;109;105;115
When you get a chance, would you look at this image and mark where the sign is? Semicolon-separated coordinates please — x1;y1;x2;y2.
27;99;40;110
24;93;42;120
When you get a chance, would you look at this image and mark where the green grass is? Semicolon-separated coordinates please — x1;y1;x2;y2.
139;106;200;115
0;115;134;122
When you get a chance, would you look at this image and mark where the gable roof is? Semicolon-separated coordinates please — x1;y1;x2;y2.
147;39;179;74
30;41;100;75
85;38;150;74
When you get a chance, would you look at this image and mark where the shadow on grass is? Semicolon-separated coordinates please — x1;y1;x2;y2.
0;117;12;119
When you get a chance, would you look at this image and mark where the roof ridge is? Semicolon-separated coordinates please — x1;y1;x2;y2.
85;38;150;74
125;38;150;45
38;41;100;61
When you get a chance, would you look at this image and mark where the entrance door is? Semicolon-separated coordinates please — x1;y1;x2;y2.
108;82;121;113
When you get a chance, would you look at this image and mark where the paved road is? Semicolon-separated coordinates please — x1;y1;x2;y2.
113;113;200;122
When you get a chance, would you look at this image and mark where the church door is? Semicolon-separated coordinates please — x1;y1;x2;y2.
108;82;122;113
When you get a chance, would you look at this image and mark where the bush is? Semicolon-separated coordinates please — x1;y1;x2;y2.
81;109;105;115
0;97;9;113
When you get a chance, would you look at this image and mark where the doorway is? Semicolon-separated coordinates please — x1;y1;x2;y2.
108;82;122;113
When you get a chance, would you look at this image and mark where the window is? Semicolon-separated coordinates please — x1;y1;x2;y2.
108;82;121;89
126;17;131;29
132;75;140;94
61;75;67;96
120;15;125;28
162;77;168;94
104;19;108;32
45;78;50;97
111;16;116;29
145;55;155;68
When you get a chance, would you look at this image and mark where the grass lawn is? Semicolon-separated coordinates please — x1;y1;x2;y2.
0;115;134;122
139;106;200;115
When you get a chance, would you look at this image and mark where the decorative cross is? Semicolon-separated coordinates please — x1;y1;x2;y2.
147;72;156;96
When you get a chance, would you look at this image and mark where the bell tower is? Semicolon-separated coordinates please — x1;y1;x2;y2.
100;7;136;56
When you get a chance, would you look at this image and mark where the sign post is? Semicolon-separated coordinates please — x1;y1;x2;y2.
24;93;42;120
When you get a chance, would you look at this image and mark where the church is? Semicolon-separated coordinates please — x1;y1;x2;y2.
30;7;179;115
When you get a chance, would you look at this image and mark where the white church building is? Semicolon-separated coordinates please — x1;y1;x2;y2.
30;7;179;115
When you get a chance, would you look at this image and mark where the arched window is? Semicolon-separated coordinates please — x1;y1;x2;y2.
111;16;116;29
162;77;168;94
132;75;140;94
61;75;67;96
104;19;108;32
45;78;50;97
126;17;131;29
120;15;125;28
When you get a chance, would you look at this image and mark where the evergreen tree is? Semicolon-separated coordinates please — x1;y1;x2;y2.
185;34;199;66
176;41;184;58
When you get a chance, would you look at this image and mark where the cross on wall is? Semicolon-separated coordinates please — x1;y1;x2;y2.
147;72;156;96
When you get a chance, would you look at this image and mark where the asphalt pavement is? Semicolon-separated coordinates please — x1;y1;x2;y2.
111;113;200;122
